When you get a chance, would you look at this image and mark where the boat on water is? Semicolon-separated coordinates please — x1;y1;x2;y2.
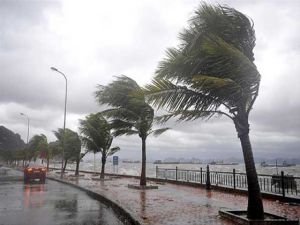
209;161;239;166
260;161;296;167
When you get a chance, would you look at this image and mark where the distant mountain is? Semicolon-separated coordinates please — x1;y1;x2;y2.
0;125;25;151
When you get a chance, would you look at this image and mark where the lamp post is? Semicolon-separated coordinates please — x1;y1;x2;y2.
20;113;30;167
51;67;67;179
20;113;30;144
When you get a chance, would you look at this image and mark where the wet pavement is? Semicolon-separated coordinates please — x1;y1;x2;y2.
0;168;124;225
48;170;300;225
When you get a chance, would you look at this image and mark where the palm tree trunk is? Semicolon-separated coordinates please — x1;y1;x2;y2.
75;158;80;176
140;137;147;186
46;157;50;171
100;155;106;179
239;133;264;219
235;115;264;219
63;159;68;173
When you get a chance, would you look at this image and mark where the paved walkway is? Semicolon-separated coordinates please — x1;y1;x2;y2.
48;171;300;225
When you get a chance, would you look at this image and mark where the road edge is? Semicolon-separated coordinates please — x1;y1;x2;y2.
47;176;141;225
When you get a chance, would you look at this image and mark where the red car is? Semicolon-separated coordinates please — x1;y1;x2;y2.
24;163;46;184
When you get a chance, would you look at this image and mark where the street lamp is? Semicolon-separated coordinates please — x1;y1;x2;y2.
51;66;67;179
20;113;30;144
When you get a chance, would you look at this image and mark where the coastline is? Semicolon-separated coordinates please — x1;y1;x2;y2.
51;161;300;178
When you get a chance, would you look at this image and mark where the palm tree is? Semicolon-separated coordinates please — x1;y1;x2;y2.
53;128;81;173
79;113;120;179
28;134;48;162
74;151;89;176
14;149;26;167
95;76;169;186
145;3;263;219
47;141;61;171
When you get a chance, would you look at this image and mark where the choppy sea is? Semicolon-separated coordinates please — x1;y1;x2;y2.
51;160;300;178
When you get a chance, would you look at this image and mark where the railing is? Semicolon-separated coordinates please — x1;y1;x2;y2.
156;166;300;198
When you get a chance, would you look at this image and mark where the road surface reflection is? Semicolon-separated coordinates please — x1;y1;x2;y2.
24;184;46;208
0;179;124;225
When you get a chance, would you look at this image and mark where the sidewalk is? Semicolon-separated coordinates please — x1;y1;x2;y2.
48;171;300;225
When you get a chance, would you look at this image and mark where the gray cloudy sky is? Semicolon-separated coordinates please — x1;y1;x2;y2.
1;0;299;161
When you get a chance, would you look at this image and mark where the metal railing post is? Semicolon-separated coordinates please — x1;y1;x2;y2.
281;171;285;198
233;169;236;190
200;167;202;184
175;166;178;181
187;171;189;182
206;165;211;190
156;166;158;178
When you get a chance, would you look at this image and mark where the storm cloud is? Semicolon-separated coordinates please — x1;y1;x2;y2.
0;0;299;160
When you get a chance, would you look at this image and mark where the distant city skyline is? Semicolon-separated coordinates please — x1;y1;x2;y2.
84;152;300;164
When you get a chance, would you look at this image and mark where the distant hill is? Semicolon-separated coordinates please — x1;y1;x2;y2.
0;125;25;151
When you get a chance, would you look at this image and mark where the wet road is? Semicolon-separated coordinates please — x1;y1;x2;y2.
0;168;124;225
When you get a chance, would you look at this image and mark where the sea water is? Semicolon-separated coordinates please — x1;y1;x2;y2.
53;161;300;178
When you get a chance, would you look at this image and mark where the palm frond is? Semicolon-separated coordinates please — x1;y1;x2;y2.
187;3;255;61
191;75;243;102
145;78;222;112
150;128;170;137
110;119;134;130
154;114;174;124
107;146;120;156
95;75;144;108
197;34;260;91
112;129;139;137
81;136;101;154
155;109;232;123
101;108;139;122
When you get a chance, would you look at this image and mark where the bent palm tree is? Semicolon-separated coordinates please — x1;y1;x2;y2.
47;141;61;171
54;128;81;173
28;134;48;162
95;76;169;186
79;113;120;179
145;4;263;219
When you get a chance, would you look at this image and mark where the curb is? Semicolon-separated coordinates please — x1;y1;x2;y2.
47;176;141;225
